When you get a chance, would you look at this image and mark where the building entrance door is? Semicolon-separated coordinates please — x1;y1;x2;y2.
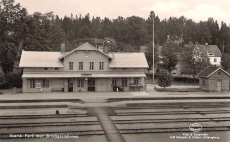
217;81;222;92
68;79;73;92
88;79;95;91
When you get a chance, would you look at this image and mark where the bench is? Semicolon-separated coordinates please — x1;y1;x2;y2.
52;88;64;92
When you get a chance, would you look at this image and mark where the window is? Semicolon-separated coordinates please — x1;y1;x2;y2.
218;72;221;76
79;62;83;70
42;79;49;88
208;53;214;56
112;79;117;87
44;68;48;70
77;79;84;88
113;68;117;70
99;62;104;70
30;79;35;88
134;78;139;85
122;68;126;70
55;68;59;70
214;58;217;62
69;62;73;70
122;79;127;87
90;62;94;70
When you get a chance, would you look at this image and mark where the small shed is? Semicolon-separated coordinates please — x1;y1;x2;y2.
198;67;230;92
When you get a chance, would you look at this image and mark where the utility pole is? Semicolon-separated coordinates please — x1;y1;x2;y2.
152;12;155;84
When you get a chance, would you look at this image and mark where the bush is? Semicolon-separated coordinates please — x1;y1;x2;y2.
173;77;199;83
4;73;22;88
158;69;172;90
0;83;10;89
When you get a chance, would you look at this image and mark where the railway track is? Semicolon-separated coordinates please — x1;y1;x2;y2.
1;101;230;140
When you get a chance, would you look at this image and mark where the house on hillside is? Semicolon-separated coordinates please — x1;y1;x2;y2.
166;35;184;46
198;66;230;92
19;42;148;93
140;46;148;53
192;43;222;66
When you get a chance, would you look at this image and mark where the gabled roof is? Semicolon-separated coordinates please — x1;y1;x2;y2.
19;51;63;68
108;52;149;68
58;42;111;60
198;66;230;78
102;38;116;44
195;45;221;57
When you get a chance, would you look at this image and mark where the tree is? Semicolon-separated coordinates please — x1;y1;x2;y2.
0;0;28;73
144;44;159;72
180;45;211;79
221;53;230;72
161;41;180;73
158;69;172;90
219;21;230;53
195;21;212;44
183;19;196;44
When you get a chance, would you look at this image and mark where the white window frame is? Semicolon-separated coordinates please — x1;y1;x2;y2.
79;62;83;70
90;62;94;70
134;78;139;85
77;79;84;88
42;79;49;88
99;62;104;70
122;78;127;87
30;79;35;88
69;62;73;70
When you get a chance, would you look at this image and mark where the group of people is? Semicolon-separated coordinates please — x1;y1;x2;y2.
113;85;124;92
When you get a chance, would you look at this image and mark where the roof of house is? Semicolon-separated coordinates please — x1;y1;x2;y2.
198;66;230;78
19;43;149;69
195;45;221;57
19;51;64;68
108;52;149;68
58;42;111;60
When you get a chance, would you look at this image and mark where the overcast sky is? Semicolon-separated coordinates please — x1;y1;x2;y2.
15;0;230;25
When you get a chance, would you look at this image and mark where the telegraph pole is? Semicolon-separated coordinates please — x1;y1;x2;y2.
152;12;155;84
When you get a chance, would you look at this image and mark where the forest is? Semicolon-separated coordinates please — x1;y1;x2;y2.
0;0;230;74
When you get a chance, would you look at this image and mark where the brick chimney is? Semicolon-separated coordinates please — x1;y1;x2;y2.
60;42;65;53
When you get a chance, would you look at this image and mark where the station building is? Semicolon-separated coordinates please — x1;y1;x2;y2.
19;42;149;93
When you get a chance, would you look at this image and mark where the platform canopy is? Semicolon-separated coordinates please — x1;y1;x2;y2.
22;72;146;78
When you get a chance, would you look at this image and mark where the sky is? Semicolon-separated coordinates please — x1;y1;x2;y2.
15;0;230;25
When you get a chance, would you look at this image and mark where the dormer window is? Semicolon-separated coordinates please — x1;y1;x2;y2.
218;71;221;76
208;53;214;56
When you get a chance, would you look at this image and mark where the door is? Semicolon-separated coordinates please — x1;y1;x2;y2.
88;79;95;91
68;79;73;92
217;81;221;92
